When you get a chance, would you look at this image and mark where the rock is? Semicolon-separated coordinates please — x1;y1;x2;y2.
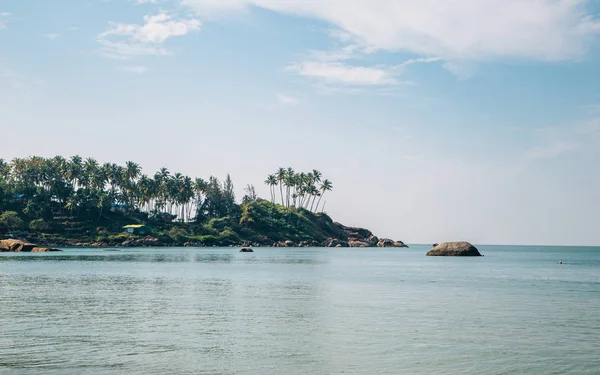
348;239;369;248
366;235;380;246
284;240;295;247
0;239;61;252
31;247;61;252
240;248;254;252
325;239;348;248
377;238;408;248
1;239;38;252
426;242;481;256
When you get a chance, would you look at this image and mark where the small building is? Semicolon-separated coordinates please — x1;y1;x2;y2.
123;224;150;235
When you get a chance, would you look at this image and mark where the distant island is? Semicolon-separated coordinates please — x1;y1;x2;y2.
0;156;405;249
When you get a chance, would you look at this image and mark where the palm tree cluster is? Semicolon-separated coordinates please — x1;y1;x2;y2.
264;168;333;212
0;156;236;223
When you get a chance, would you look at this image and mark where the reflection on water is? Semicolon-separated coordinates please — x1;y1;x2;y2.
1;246;600;374
0;250;325;265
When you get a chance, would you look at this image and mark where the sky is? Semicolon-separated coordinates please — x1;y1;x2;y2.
1;0;600;246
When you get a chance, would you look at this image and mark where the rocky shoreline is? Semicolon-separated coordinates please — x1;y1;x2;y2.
3;221;408;251
28;235;407;249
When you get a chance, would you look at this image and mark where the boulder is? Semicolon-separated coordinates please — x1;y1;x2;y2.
426;242;481;256
325;238;348;248
377;238;408;248
31;247;61;252
348;239;369;248
284;240;295;247
0;239;61;252
366;235;380;246
240;248;254;252
1;239;38;252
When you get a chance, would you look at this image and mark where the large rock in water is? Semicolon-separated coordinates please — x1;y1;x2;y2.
426;242;481;256
0;239;61;252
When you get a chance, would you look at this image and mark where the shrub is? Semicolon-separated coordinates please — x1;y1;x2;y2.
29;219;53;232
0;211;25;232
168;227;189;242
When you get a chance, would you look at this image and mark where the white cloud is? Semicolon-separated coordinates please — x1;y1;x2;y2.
0;66;43;97
442;61;475;80
525;117;600;159
288;61;397;86
135;0;158;3
183;0;600;61
119;66;147;74
97;12;201;59
276;93;299;105
43;33;61;40
0;11;9;29
526;141;581;159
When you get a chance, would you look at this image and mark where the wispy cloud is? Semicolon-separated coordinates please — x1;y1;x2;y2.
0;11;10;29
525;116;600;159
525;141;581;159
119;66;147;74
0;66;43;96
183;0;600;84
135;0;159;4
97;12;201;59
43;33;61;40
394;57;442;71
276;93;299;105
183;0;600;62
287;61;397;86
442;61;475;80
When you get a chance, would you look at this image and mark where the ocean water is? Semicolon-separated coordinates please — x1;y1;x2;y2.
1;245;599;375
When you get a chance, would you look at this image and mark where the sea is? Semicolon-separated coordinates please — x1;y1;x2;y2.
1;245;599;375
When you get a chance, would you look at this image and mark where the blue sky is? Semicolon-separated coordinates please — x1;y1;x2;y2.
1;0;600;245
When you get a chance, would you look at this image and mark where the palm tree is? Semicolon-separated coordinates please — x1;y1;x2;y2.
125;161;141;182
316;179;332;212
285;167;295;207
265;174;277;203
276;167;286;206
309;185;320;212
67;155;83;190
312;169;322;184
0;159;10;179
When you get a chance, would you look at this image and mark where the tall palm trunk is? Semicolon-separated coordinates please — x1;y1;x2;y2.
316;192;325;212
279;182;284;205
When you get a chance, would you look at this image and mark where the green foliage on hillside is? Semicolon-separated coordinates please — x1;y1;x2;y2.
0;156;345;246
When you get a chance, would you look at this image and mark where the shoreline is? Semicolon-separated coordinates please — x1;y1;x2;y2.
29;236;409;249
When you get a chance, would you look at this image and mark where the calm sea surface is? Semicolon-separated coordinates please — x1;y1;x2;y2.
1;245;599;375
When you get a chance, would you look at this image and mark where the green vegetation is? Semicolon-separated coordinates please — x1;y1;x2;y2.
265;168;332;211
0;156;341;246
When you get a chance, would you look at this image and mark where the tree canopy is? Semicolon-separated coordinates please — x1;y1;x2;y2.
0;156;335;246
